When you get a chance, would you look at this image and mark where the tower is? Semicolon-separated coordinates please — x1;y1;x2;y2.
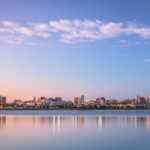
78;95;84;105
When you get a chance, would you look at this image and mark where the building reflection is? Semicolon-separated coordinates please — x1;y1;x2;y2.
0;116;6;129
147;116;150;128
72;116;84;128
31;116;150;130
1;115;150;130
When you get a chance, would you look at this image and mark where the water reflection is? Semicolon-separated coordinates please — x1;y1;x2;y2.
1;116;150;131
0;116;6;129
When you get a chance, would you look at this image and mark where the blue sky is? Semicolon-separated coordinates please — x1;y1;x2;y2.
0;0;150;101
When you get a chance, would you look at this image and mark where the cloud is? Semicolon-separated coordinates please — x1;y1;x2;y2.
30;23;50;31
13;27;34;36
2;21;19;27
124;22;150;38
98;22;124;38
30;23;52;32
49;19;150;43
0;28;14;33
120;40;127;43
29;23;51;37
144;59;150;62
4;36;25;45
50;19;76;32
49;19;103;42
0;21;52;45
1;19;150;44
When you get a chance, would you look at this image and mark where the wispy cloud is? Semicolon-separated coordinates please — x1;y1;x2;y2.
49;20;150;43
0;35;26;45
29;23;50;31
13;27;34;36
1;19;150;45
120;40;127;43
144;59;150;62
0;28;14;33
2;21;19;27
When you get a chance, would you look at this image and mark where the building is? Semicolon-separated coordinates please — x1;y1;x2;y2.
0;96;6;105
78;95;84;105
99;97;106;106
71;95;84;105
14;100;24;106
137;96;146;104
38;97;46;101
72;97;78;105
48;97;62;106
137;96;141;103
95;98;101;107
145;97;149;103
88;100;96;107
53;97;62;105
25;101;35;106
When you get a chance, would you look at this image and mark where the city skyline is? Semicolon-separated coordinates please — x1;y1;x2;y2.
0;94;150;110
1;94;150;103
0;0;150;102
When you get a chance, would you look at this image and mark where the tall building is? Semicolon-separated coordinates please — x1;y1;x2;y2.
33;97;36;101
78;95;84;105
137;96;141;103
0;96;6;105
96;98;101;106
145;97;149;103
100;97;106;106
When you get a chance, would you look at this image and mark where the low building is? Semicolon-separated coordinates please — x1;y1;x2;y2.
25;101;35;106
14;100;24;106
72;97;78;105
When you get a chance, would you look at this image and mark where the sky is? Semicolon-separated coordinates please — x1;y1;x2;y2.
0;0;150;102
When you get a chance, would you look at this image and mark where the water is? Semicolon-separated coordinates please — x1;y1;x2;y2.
1;110;150;116
0;110;150;150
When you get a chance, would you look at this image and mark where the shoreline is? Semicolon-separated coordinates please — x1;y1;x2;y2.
0;108;150;111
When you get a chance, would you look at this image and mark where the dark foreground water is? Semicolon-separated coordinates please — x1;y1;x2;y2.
0;110;150;150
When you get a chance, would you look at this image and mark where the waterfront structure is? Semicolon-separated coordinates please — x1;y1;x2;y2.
0;96;6;105
38;97;46;101
137;95;141;103
137;96;147;104
145;97;149;103
78;95;84;105
72;97;78;105
25;101;35;106
95;98;101;107
49;97;62;106
71;95;84;106
14;100;24;106
0;94;150;110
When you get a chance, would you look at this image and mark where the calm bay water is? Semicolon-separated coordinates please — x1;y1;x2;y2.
0;110;150;150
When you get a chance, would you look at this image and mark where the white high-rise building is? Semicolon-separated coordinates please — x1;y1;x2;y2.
78;95;84;105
